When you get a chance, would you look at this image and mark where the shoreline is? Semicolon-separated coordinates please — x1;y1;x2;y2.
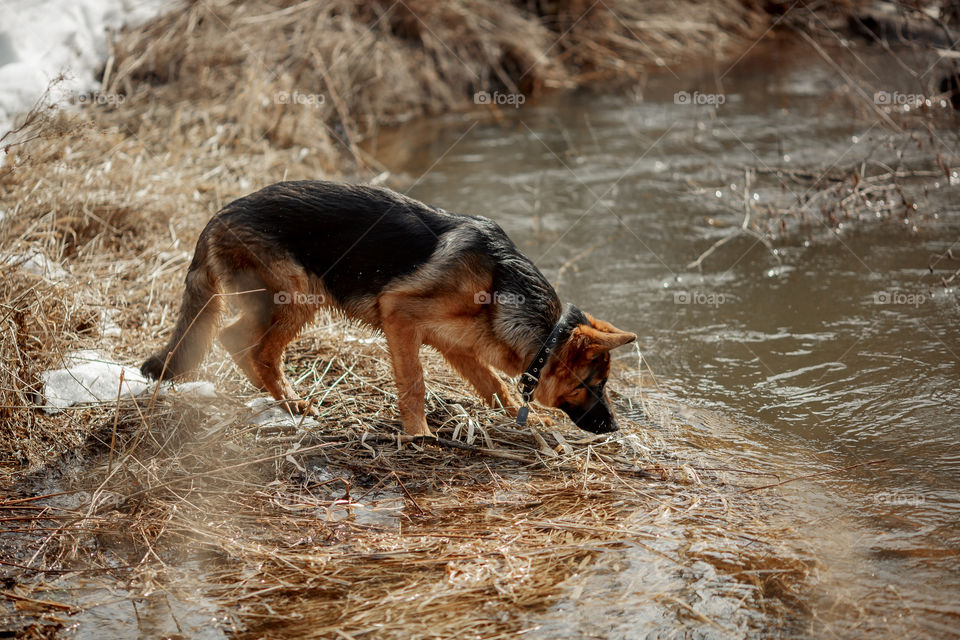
0;0;784;470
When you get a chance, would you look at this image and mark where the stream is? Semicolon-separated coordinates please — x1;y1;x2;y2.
372;35;960;638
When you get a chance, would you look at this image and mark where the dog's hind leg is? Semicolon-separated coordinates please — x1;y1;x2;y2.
220;315;266;391
219;269;317;415
218;281;271;391
251;303;317;416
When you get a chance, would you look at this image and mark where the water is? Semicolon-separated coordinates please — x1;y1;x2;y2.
372;36;960;637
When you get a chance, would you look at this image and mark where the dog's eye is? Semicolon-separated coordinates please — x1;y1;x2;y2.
580;379;605;399
568;386;589;402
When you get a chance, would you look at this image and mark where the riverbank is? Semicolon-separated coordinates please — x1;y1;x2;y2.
1;316;816;637
0;0;777;472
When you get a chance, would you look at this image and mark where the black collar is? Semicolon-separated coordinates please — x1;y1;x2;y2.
517;303;578;403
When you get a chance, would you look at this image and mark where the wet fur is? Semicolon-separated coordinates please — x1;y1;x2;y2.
142;181;636;436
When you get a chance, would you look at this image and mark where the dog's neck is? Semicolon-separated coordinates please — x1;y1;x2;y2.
487;254;568;371
497;298;585;375
516;303;581;401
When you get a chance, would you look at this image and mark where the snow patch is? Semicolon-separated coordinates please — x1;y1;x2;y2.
41;350;149;413
40;350;221;412
0;0;169;136
99;308;123;338
169;380;218;401
3;251;68;281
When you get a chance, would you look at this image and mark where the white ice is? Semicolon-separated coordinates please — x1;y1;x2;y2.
41;350;149;413
40;350;220;413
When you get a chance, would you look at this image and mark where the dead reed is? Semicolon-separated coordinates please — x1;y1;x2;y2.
0;318;814;637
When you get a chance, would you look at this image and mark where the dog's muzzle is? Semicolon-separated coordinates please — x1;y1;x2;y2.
559;389;618;434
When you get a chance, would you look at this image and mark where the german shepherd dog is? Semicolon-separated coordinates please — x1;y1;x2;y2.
141;181;636;436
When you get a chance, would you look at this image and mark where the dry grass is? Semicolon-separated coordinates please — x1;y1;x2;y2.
0;1;815;637
0;317;813;638
99;0;766;153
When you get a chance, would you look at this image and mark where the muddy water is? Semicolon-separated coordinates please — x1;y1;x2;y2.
373;37;960;637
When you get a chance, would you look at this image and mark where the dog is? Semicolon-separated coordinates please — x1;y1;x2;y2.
141;181;637;436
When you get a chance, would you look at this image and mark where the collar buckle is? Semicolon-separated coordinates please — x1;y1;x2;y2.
517;372;538;402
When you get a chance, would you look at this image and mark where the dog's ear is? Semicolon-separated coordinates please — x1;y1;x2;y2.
577;314;637;353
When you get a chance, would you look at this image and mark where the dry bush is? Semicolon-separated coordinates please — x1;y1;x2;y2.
102;0;566;160
525;0;769;85
100;0;770;160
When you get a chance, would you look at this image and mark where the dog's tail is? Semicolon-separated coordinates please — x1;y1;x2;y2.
141;230;224;381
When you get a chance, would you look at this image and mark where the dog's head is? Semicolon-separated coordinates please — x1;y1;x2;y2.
534;314;636;434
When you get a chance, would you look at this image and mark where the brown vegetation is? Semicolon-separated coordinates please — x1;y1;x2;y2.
1;325;812;637
0;0;772;470
0;1;824;637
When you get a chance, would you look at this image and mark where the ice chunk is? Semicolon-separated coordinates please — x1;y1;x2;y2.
41;350;149;413
245;397;318;429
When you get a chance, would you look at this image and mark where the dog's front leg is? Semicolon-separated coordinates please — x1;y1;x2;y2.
439;350;555;427
381;305;432;437
441;351;517;409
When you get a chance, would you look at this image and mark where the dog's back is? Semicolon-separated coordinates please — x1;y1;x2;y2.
141;180;555;388
217;181;463;304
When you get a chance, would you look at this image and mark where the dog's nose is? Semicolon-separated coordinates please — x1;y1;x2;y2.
593;416;619;434
572;408;618;434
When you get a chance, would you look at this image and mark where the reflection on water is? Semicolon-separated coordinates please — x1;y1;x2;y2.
65;581;226;640
373;36;960;637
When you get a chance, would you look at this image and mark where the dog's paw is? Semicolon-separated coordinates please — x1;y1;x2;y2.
536;414;556;427
402;419;434;439
294;399;318;417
